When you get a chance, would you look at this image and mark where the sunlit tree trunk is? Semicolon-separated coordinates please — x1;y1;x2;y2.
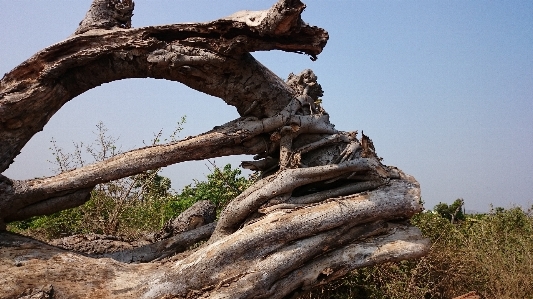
0;0;428;298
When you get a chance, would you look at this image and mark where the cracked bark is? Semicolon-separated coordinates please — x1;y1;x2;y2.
0;0;428;298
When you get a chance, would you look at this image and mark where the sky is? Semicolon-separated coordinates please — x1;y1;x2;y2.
1;0;532;212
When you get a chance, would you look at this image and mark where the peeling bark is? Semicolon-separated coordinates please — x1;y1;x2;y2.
0;0;428;298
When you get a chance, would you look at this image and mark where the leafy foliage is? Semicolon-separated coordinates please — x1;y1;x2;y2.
433;198;465;223
8;120;254;239
175;162;257;211
7;122;533;298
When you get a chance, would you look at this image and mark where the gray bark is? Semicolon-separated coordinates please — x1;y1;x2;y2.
75;0;134;34
0;1;428;298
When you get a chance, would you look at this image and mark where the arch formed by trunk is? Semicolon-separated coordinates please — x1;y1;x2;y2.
0;1;428;298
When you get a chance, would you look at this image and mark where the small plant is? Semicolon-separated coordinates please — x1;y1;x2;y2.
9;121;186;239
7;119;259;241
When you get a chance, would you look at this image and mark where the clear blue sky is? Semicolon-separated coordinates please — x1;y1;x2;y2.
1;1;532;212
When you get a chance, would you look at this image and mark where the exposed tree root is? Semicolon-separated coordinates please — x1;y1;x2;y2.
0;1;428;298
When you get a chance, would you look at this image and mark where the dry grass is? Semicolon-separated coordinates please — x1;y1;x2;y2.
302;208;533;299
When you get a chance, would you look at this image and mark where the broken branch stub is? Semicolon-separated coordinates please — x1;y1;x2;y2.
0;0;428;298
75;0;134;35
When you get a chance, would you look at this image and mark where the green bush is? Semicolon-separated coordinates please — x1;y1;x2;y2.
176;163;257;211
433;198;466;223
7;121;255;240
7;163;255;240
8;128;533;299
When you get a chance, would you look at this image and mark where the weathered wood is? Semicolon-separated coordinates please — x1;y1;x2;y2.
0;0;327;173
47;201;218;263
0;176;427;298
75;0;134;35
0;0;428;298
101;222;216;263
149;200;216;242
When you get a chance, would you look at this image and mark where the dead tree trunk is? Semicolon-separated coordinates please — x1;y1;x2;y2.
0;1;428;298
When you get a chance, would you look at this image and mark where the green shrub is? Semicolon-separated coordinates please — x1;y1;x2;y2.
7;163;255;240
176;163;257;211
433;198;466;223
7;120;253;240
9;128;533;299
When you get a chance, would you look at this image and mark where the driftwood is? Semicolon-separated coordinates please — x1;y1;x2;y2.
0;0;429;298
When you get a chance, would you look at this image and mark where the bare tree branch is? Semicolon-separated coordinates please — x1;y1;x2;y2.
0;0;327;173
0;1;428;298
75;0;135;34
101;222;216;263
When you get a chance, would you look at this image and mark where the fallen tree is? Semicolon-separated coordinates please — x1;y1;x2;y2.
0;0;429;298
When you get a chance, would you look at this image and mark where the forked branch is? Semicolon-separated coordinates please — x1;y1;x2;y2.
0;1;428;298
